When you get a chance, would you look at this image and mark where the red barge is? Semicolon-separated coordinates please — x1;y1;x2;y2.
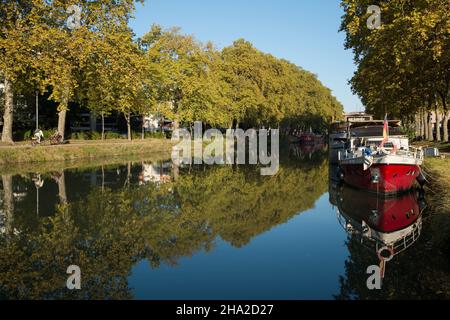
289;127;324;145
338;119;424;195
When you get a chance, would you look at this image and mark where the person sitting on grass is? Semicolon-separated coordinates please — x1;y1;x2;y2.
34;129;44;144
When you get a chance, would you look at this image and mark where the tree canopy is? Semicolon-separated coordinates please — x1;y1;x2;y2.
1;2;343;142
340;0;449;141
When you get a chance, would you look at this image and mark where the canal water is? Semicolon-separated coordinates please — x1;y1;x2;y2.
0;145;449;300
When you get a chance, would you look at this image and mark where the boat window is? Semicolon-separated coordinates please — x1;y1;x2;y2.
351;126;403;137
364;140;394;148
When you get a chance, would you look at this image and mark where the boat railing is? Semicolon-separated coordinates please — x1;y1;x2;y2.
394;146;424;160
339;145;424;161
336;210;422;257
384;220;422;256
338;148;365;160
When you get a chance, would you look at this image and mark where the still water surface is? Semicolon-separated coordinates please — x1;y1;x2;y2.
0;146;449;299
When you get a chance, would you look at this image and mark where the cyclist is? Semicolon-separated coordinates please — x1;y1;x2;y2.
34;128;44;144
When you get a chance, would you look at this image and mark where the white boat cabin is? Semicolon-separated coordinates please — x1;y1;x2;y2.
347;120;409;151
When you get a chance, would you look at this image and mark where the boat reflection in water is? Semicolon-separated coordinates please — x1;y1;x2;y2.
289;142;326;161
328;164;342;207
334;183;425;277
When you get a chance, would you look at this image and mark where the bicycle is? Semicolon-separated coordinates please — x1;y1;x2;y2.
30;131;64;146
30;136;40;147
49;131;64;145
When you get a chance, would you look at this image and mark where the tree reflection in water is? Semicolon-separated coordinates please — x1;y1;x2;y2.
0;154;328;299
331;174;450;300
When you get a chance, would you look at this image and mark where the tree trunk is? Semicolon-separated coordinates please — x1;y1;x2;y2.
172;163;179;181
57;89;70;138
58;109;67;138
55;172;67;206
423;109;428;140
173;119;179;131
1;77;14;143
414;113;420;139
125;113;132;141
101;112;105;140
90;112;97;132
419;110;424;139
436;111;441;142
439;91;448;142
435;96;441;142
141;115;145;140
90;171;96;187
101;165;105;193
2;174;14;236
443;110;449;143
428;111;434;141
125;161;131;187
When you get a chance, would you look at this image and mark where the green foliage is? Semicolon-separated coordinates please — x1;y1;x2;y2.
2;3;343;142
11;129;29;141
142;29;344;130
0;0;145;140
104;132;124;140
23;130;32;141
131;131;167;140
21;128;57;141
89;131;102;141
42;129;58;139
70;131;127;140
402;126;416;140
340;0;449;122
219;39;343;130
148;131;167;139
70;132;88;140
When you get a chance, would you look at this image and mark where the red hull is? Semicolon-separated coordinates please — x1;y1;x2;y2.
299;135;323;145
341;164;420;194
338;187;420;233
299;134;315;144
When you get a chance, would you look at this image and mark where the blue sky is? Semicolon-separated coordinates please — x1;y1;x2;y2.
129;0;363;112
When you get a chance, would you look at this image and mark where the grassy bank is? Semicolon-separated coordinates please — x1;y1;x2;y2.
411;141;450;212
422;154;450;264
0;139;175;168
0;151;174;176
423;156;450;213
413;141;450;154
